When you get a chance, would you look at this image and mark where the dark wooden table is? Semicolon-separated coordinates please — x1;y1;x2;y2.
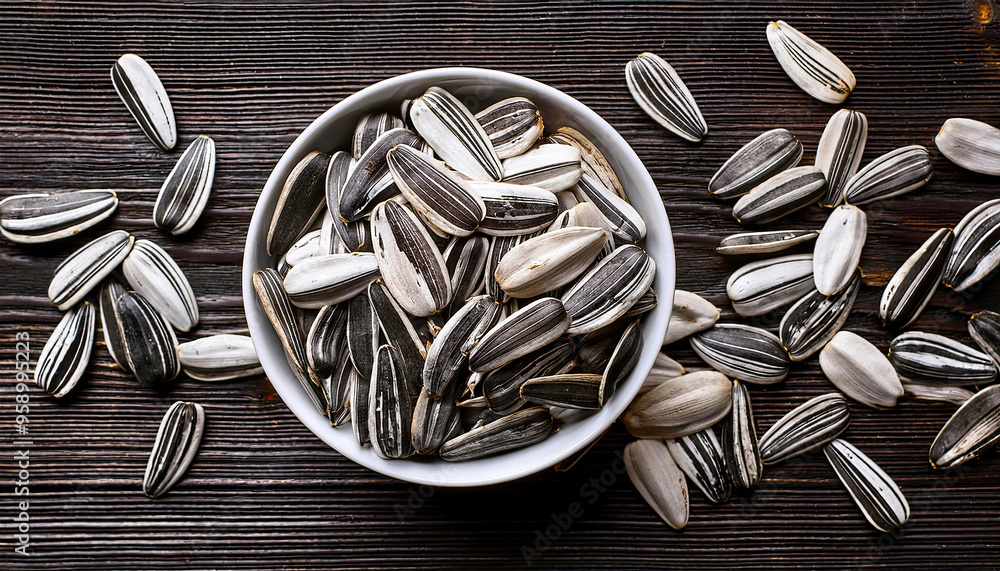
3;1;1000;568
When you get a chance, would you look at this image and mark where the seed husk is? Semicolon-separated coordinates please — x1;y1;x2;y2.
253;268;308;374
154;135;215;235
287;348;328;416
122;239;199;332
717;229;818;256
765;20;856;104
283;229;323;269
469;297;570;372
625;52;707;143
943;198;1000;292
624;439;690;529
351;352;371;446
267;151;331;257
368;345;414;459
572;319;631;373
443;235;489;314
573;174;646;244
282;253;381;309
843;145;933;206
410;86;503;182
691;324;789;385
600;318;642;405
624;371;733;439
780;269;860;362
709;128;803;198
484;234;529;301
340;128;424;221
423;295;502;397
501;144;583;193
368;280;428;396
639;352;686;396
727;253;814;317
935;118;1000;176
49;230;134;311
666;427;731;504
663;290;720;345
547;201;607;233
346;293;377;381
732;166;826;225
116;291;181;387
178;334;263;382
888;331;996;386
468;181;559;236
387;144;486;236
929;384;1000;468
824;439;910;533
903;382;974;406
440;406;553;461
813;204;867;296
759;393;849;465
815;109;868;207
325;151;371;253
547;126;627;200
34;301;95;398
0;190;118;244
819;331;903;409
324;341;354;426
969;310;1000;367
143;401;205;498
475;97;543;159
722;381;762;490
624;287;658;318
98;278;130;372
482;337;575;415
111;53;176;151
305;303;349;382
561;245;655;335
495;227;609;299
520;373;603;410
412;384;460;455
880;228;953;328
352;112;405;159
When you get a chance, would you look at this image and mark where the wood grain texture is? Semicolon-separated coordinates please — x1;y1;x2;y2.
2;1;1000;568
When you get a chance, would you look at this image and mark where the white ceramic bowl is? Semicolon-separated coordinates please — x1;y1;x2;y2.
243;67;675;487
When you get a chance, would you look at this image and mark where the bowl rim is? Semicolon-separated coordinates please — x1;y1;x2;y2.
242;66;675;487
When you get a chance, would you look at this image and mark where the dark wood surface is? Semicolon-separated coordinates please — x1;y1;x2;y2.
2;1;1000;568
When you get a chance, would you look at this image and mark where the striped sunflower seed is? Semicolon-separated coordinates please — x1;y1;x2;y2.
520;373;603;410
888;331;996;386
766;21;855;104
468;181;559;236
346;294;377;381
717;229;818;256
639;352;686;396
34;301;95;398
625;52;707;143
410;86;503;182
969;310;1000;366
727;253;814;317
282;229;323;270
325;151;371;253
387;144;486;236
625;287;658;318
663;290;719;345
352;112;405;159
305;303;348;382
351;350;371;446
501;144;583;193
49;230;134;311
758;393;849;465
339;128;424;221
624;371;733;439
815;109;868;207
819;331;903;409
547;126;627;200
143;401;204;498
178;334;262;382
495;227;608;299
154;135;215;235
780;269;860;362
732;166;826;225
440;406;554;461
423;295;502;397
824;439;910;533
880;228;953;328
111;54;176;151
0;190;118;244
935;118;1000;176
287;347;328;416
324;340;353;426
116;291;180;387
122;239;199;332
562;245;655;335
282;253;380;309
368;281;428;396
368;345;414;459
624;439;689;529
843;145;933;206
666;428;731;504
722;381;762;490
475;97;543;159
943;198;1000;292
573;319;632;373
600;318;642;405
99;278;130;372
443;235;489;314
253;268;307;373
266;151;330;257
370;200;452;317
484;234;528;301
709;128;803;198
690;324;789;385
573;174;646;244
482;337;575;415
929;384;1000;468
469;297;570;372
813;204;867;296
412;385;460;455
903;382;974;406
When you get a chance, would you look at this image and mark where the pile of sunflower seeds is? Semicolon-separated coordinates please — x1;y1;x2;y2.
256;84;656;461
620;21;1000;532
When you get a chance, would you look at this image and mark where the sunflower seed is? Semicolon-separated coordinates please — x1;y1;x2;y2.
732;166;826;225
547;126;627;200
0;190;118;244
625;287;658;318
969;310;1000;367
325;151;372;253
443;235;489;313
666;428;731;504
495;227;608;299
624;371;733;439
930;384;1000;468
305;303;348;381
325;341;353;426
880;228;953;328
34;301;95;398
98;278;130;372
572;319;631;373
423;295;502;397
116;291;180;387
111;53;176;151
153;136;215;235
716;229;818;256
556;190;579;212
722;381;762;490
281;253;380;309
350;356;371;445
346;294;377;381
143;401;204;498
765;20;855;104
600;318;642;405
813;204;867;296
691;324;789;385
903;382;974;406
253;268;308;373
469;297;570;372
663;290;720;345
368;280;429;396
370;200;452;317
49;230;134;311
467;181;559;236
520;373;603;410
935;118;1000;176
266;151;330;256
825;439;909;532
819;331;903;409
759;393;849;465
573;174;646;244
412;385;460;455
340;128;424;222
475;97;543;159
727;253;814;317
639;352;687;396
387;144;486;236
440;406;553;461
352;112;405;159
484;235;526;301
483;338;575;415
888;331;996;386
501;144;582;192
367;345;414;459
176;334;261;382
844;145;933;206
625;52;707;143
562;245;655;335
122;240;199;332
815;109;868;207
548;201;607;233
410;86;503;182
709;129;803;198
287;348;328;416
624;439;689;529
943;198;1000;292
283;229;323;269
780;270;860;361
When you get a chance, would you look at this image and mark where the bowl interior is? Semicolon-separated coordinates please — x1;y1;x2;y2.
243;67;675;486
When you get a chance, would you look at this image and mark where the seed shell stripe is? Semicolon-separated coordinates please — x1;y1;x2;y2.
474;97;543;159
501;144;583;193
99;278;130;372
122;239;200;332
469;297;570;372
0;190;119;244
387;144;486;236
154;136;215;235
306;303;349;381
178;334;263;382
282;253;381;309
758;393;850;465
368;280;429;396
732;166;826;225
561;245;655;335
726;253;814;317
352;112;405;159
111;53;176;151
34;301;95;398
723;381;762;490
266;151;331;257
969;310;1000;366
824;439;910;533
844;145;933;205
440;407;554;462
423;295;502;397
520;373;604;410
888;331;996;386
716;229;818;256
410;86;503;182
469;181;560;236
690;324;789;385
815;109;868;208
930;384;1000;468
709;128;803;198
573;174;646;244
116;291;181;388
546;126;627;200
765;20;856;105
780;270;860;362
143;401;205;498
443;235;489;312
253;268;308;374
935;118;1000;176
48;230;134;311
625;52;707;142
368;345;414;459
880;228;953;328
943;198;1000;292
665;428;732;504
